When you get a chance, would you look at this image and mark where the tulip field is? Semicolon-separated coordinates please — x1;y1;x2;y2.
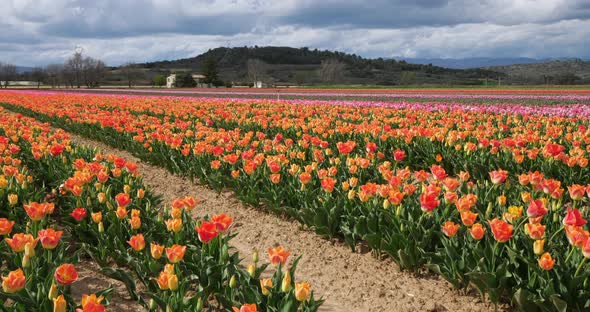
0;100;320;311
2;89;590;311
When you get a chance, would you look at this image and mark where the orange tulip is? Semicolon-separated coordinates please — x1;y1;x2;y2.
165;218;182;233
55;264;78;285
525;223;546;240
0;218;15;235
195;221;218;243
469;223;486;240
37;228;63;249
128;233;146;251
321;177;336;193
5;233;37;253
91;212;102;224
489;169;508;184
460;210;478;227
232;304;258;312
260;278;273;296
78;293;106;312
538;252;555;270
150;243;165;259
70;207;87;222
166;244;187;263
268;246;290;266
489;218;513;243
295;282;311;301
2;268;25;293
527;199;548;219
569;184;586;200
441;221;460;237
211;213;234;233
129;216;141;230
23;202;48;221
53;294;67;312
115;193;131;207
115;206;128;219
420;190;439;213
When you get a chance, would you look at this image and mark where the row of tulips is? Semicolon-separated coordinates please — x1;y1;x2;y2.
0;108;321;311
3;91;590;310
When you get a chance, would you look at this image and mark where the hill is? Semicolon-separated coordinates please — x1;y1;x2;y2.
484;59;590;84
393;57;547;69
131;46;501;86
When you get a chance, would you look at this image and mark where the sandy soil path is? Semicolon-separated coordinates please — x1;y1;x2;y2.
64;133;508;312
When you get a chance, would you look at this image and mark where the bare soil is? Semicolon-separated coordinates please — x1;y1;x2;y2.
67;134;509;312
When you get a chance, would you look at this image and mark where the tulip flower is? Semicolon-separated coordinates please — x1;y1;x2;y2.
70;208;87;222
441;221;460;238
195;221;218;243
7;194;18;206
166;244;186;263
24;202;48;221
489;218;513;243
150;243;165;259
115;206;128;219
115;193;131;207
268;246;290;266
91;212;102;224
129;216;141;230
165;218;182;233
489;169;508;184
538;252;555;270
563;208;587;227
534;239;545;255
524;223;546;240
420;191;439;213
37;228;63;249
281;271;292;292
128;234;146;251
260;278;272;296
0;218;15;235
78;293;106;312
527;200;548;219
469;223;486;240
460;210;478;227
55;264;78;285
212;214;234;233
232;304;257;312
53;294;67;312
295;282;311;301
5;233;37;253
1;268;25;293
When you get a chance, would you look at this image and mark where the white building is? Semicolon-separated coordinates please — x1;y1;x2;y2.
166;73;207;88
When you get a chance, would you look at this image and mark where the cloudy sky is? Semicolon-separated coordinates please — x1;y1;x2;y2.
1;0;589;66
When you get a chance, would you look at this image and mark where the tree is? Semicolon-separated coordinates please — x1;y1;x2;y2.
246;59;267;84
319;59;345;83
175;73;196;88
45;64;64;88
65;52;84;88
0;62;17;88
399;71;416;85
31;67;46;88
81;57;106;88
121;63;139;88
202;57;222;86
153;75;166;88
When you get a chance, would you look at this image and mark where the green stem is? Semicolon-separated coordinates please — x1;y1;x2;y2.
574;258;587;277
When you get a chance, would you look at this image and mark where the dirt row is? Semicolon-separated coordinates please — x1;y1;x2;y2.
57;131;510;312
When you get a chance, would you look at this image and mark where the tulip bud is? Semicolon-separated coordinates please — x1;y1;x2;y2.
124;185;131;194
396;205;402;216
196;298;203;312
252;249;259;263
24;242;35;257
383;199;390;209
166;305;172;312
229;275;236;288
137;189;145;199
22;255;30;268
98;222;104;233
347;190;356;200
281;271;292;293
485;202;493;219
94;182;102;190
497;195;506;206
247;264;256;277
53;294;67;312
342;181;350;191
48;283;58;300
534;239;545;255
260;278;273;296
168;274;179;291
7;194;18;206
149;299;157;310
97;192;106;204
86;196;92;207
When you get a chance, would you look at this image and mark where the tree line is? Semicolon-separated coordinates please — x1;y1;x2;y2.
0;51;106;88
